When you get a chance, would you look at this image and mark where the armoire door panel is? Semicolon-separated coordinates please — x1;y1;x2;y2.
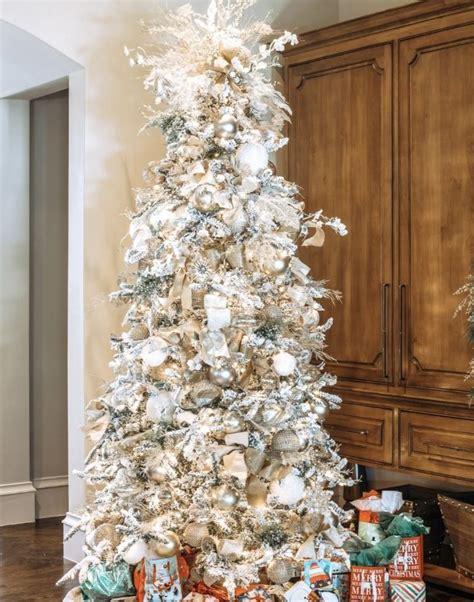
288;45;393;385
399;26;474;393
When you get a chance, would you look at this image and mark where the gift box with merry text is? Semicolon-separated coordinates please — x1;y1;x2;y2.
389;580;426;602
349;566;388;602
388;537;423;581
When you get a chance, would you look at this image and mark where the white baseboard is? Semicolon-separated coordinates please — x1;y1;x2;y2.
0;481;36;526
63;511;85;563
33;475;68;519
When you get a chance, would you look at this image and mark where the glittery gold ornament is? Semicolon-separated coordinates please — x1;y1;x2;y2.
209;364;236;387
267;558;294;584
151;530;181;558
214;113;237;139
264;304;283;324
271;429;301;453
225;244;246;269
246;476;267;508
190;381;221;407
222;410;244;433
129;323;149;341
211;484;240;510
87;523;120;549
192;184;220;212
183;523;209;548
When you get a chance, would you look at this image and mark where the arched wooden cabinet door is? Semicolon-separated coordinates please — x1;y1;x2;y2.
287;45;393;386
398;25;474;394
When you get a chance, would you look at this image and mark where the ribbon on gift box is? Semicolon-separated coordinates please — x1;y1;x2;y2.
191;582;229;601
390;580;426;602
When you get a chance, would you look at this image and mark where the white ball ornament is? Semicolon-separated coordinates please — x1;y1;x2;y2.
236;143;268;175
272;351;297;376
123;538;148;565
270;472;306;505
146;391;176;424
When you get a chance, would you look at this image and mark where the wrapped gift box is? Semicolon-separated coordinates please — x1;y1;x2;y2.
237;585;273;601
389;537;423;581
349;566;388;602
183;594;220;601
304;560;332;591
134;556;182;602
390;580;426;601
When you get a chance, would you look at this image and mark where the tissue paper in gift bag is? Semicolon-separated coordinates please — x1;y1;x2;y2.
389;537;423;581
349;566;387;602
390;580;426;601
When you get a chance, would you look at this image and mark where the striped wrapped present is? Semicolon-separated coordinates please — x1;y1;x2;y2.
390;580;425;601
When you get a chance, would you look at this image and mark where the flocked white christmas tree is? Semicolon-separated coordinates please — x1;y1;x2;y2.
63;0;353;597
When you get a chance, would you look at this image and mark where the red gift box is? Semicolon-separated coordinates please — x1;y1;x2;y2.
389;537;423;581
349;566;387;602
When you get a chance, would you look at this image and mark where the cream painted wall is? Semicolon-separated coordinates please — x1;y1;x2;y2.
339;0;419;21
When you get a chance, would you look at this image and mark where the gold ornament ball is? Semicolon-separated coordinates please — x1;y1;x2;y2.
211;484;240;510
215;113;237;139
151;530;181;558
129;323;149;341
209;365;236;388
222;410;244;433
192;184;220;212
88;523;120;549
183;523;209;548
262;254;290;276
267;558;294;584
271;429;301;453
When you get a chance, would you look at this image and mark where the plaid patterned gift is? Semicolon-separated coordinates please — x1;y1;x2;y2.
390;580;426;601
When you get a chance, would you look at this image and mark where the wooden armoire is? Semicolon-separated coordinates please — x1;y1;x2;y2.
283;0;474;484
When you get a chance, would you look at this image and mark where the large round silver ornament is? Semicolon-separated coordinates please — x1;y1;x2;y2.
267;558;294;584
222;410;244;433
244;448;266;474
313;402;329;419
215;113;237;139
211;484;240;510
261;254;290;276
192;184;219;212
151;530;181;558
183;523;209;548
246;476;267;508
271;429;301;453
209;365;236;388
190;381;221;407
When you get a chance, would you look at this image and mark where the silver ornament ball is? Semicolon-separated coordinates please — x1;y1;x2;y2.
211;484;240;510
146;460;168;484
214;113;237;139
271;429;301;453
267;558;294;584
222;410;244;433
262;254;290;276
192;184;220;212
313;402;329;419
209;365;236;388
183;523;209;548
151;530;181;558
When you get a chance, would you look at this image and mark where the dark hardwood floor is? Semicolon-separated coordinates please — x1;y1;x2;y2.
0;517;77;601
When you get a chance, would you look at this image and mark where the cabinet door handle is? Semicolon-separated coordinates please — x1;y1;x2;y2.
331;425;369;436
399;284;407;381
382;283;390;378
